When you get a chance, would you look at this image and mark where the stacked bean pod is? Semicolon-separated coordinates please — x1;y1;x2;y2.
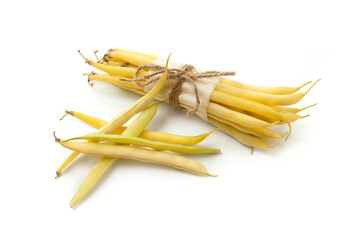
83;48;319;150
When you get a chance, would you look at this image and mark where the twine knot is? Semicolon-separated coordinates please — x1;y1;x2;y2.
120;63;235;116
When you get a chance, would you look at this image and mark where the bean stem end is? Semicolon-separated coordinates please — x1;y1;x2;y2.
53;131;61;143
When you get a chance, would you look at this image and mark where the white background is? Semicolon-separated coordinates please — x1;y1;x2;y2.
1;0;359;239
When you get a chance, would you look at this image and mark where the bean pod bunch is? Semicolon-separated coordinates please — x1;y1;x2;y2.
55;49;318;207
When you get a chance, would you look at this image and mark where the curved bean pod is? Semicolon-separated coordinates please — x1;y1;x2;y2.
65;110;218;146
219;78;312;95
272;103;317;113
59;141;213;176
65;133;220;155
215;80;320;106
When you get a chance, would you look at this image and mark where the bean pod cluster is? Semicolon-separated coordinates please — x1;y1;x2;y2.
55;49;318;207
84;48;319;150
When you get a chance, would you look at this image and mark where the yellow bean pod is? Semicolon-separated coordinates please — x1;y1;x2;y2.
277;111;309;123
272;103;317;113
102;61;129;67
247;109;309;124
208;114;286;141
219;78;312;95
107;50;153;66
65;134;220;155
207;102;279;128
215;80;319;106
211;90;284;120
69;155;114;207
112;48;158;60
207;117;277;149
64;110;218;146
88;73;143;90
55;151;81;178
79;50;137;78
122;102;162;137
59;141;213;176
90;63;136;78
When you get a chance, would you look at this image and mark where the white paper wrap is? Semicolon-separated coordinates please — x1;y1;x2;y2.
143;57;220;120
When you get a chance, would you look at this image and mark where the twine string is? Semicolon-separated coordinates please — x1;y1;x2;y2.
119;64;235;116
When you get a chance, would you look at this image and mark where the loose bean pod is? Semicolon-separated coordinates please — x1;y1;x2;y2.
56;151;81;178
70;156;114;207
64;110;218;146
122;102;163;137
58;141;213;176
65;134;220;155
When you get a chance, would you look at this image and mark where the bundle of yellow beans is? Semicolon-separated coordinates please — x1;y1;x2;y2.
80;48;319;150
56;56;220;207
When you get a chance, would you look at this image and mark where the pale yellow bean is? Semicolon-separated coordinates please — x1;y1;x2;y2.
219;78;312;95
211;90;284;120
272;103;317;113
112;48;158;60
59;141;212;176
65;110;218;146
88;73;143;90
216;80;320;106
65;133;220;155
107;50;153;66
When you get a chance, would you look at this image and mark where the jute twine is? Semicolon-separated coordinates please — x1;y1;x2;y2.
119;64;235;116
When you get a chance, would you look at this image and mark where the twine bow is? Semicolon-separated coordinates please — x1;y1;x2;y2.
120;64;236;116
